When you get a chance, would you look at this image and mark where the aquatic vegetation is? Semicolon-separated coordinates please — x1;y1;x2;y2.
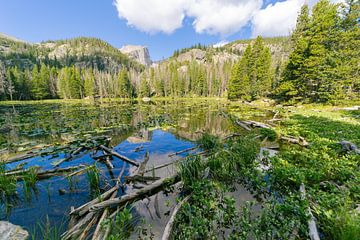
0;163;17;198
30;215;65;240
106;206;135;240
196;133;221;151
86;164;101;197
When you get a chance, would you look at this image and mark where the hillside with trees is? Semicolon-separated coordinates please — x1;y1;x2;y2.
0;0;358;102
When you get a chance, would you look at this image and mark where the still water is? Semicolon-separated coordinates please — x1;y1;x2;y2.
0;99;268;236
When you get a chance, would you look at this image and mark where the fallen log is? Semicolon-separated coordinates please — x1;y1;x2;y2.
243;120;272;129
61;212;98;240
162;195;191;240
5;152;37;164
235;120;252;131
7;166;83;181
280;136;309;147
168;147;198;157
92;163;127;240
90;173;180;212
98;144;139;167
124;175;160;183
300;183;320;240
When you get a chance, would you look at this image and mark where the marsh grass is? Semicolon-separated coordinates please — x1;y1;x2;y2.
106;206;138;240
196;133;221;151
178;155;206;190
30;215;66;240
86;164;101;197
0;163;17;198
22;167;39;200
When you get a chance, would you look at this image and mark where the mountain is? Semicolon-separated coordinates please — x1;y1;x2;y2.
0;34;143;72
120;45;152;67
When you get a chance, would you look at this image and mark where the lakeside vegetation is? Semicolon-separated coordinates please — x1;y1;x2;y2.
0;0;359;239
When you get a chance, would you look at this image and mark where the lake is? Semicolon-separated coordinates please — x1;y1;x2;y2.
0;99;271;238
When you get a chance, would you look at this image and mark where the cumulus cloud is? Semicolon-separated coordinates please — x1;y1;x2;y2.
113;0;188;34
114;0;262;35
213;40;230;48
114;0;347;37
187;0;262;36
252;0;303;38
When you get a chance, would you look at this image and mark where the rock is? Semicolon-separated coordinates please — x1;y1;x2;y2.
0;221;28;240
120;45;152;66
339;141;360;155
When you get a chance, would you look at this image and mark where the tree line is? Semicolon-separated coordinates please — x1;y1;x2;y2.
0;63;135;100
0;0;358;102
228;0;359;102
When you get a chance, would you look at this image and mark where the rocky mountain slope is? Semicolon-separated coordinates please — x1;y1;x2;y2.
120;45;152;67
0;34;143;72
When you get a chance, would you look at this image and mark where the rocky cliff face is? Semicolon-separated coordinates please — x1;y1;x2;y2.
120;45;152;67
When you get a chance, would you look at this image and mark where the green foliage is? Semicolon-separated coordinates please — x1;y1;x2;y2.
259;128;277;141
179;155;206;190
279;0;359;103
196;133;221;151
172;180;237;240
228;36;272;100
0;163;17;199
30;215;65;240
106;207;134;240
86;164;101;197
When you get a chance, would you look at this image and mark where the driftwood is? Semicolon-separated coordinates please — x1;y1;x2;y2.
53;146;87;167
90;173;181;212
162;195;191;240
92;162;128;240
300;184;320;240
124;175;161;183
280;136;309;147
7;166;83;181
98;144;139;167
235;120;252;131
5;152;37;164
168;147;198;157
61;212;98;240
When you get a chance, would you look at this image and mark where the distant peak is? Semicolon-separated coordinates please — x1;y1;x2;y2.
120;45;152;67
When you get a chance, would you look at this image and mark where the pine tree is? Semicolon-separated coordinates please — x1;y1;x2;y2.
84;68;96;97
139;76;150;97
117;68;132;98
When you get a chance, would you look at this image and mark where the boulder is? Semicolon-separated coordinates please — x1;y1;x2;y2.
0;221;28;240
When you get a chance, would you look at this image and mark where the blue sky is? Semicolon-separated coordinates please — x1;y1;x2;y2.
0;0;328;60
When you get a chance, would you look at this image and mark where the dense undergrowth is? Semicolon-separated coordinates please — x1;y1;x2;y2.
170;105;360;240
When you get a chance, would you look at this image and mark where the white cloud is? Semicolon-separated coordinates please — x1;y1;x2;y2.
114;0;347;37
187;0;262;36
213;40;229;48
252;0;304;38
113;0;188;34
114;0;262;35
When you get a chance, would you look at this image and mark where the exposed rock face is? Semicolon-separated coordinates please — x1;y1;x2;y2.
120;45;152;66
0;221;29;240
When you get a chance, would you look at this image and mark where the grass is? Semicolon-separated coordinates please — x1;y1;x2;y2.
172;102;360;239
86;164;101;197
30;215;65;240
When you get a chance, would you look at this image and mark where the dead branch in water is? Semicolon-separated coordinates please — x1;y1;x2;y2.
162;195;191;240
90;173;180;212
97;144;139;167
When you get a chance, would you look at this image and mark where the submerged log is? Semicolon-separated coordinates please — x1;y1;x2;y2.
168;147;198;157
97;144;139;167
90;173;180;212
162;195;191;240
124;175;161;183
